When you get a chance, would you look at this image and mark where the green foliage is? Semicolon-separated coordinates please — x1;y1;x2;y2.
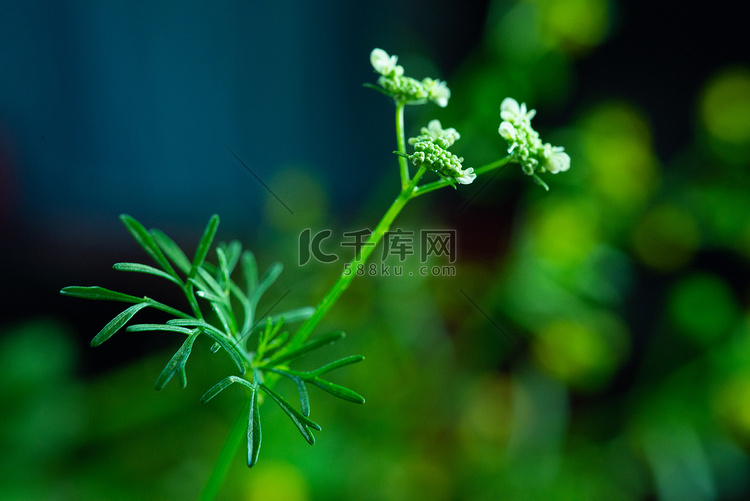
60;214;364;467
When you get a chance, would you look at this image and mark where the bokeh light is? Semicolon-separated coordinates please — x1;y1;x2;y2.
580;103;659;215
528;195;599;267
537;0;611;52
631;204;700;271
700;68;750;145
242;460;310;501
532;315;628;390
668;273;739;346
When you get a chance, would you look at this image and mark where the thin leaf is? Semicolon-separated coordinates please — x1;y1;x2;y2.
240;252;258;334
151;229;192;274
113;262;182;286
310;355;365;377
252;262;283;304
167;319;246;374
258;307;315;330
195;289;224;304
272;369;311;417
191;270;236;335
247;385;261;467
242;251;258;298
155;330;200;390
119;214;177;279
228;281;248;305
268;331;345;365
260;383;320;445
260;318;284;347
91;302;151;347
60;286;143;304
200;375;253;404
208;301;237;339
216;246;230;289
228;281;251;340
199;328;245;374
222;241;243;277
195;268;227;300
276;356;364;380
201;261;218;275
189;214;220;279
178;365;188;388
295;378;311;417
126;323;195;335
532;173;550;191
265;330;289;352
309;378;365;404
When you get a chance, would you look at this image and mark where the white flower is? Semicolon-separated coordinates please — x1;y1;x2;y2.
500;97;536;124
544;148;571;174
500;97;520;121
428;119;459;140
424;120;460;147
370;48;403;77
425;119;443;139
423;78;451;108
455;167;476;185
498;121;516;142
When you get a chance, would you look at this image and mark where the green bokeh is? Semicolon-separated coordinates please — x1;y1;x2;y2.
669;273;739;346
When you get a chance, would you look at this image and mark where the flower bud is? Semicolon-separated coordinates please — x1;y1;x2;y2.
407;120;474;186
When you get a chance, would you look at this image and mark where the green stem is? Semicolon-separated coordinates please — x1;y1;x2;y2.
184;282;204;321
395;101;410;189
412;155;514;198
473;155;513;176
286;165;427;352
284;156;513;351
199;406;247;501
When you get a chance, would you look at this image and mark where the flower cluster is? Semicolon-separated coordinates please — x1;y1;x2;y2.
370;48;450;107
408;120;476;185
498;98;570;179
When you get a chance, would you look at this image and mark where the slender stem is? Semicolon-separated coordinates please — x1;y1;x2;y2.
184;282;204;320
199;406;247;501
411;178;453;197
395;101;410;189
412;155;514;198
284;157;513;351
473;155;513;176
286;165;427;352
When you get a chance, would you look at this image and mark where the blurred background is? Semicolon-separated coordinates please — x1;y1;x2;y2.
2;0;749;499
